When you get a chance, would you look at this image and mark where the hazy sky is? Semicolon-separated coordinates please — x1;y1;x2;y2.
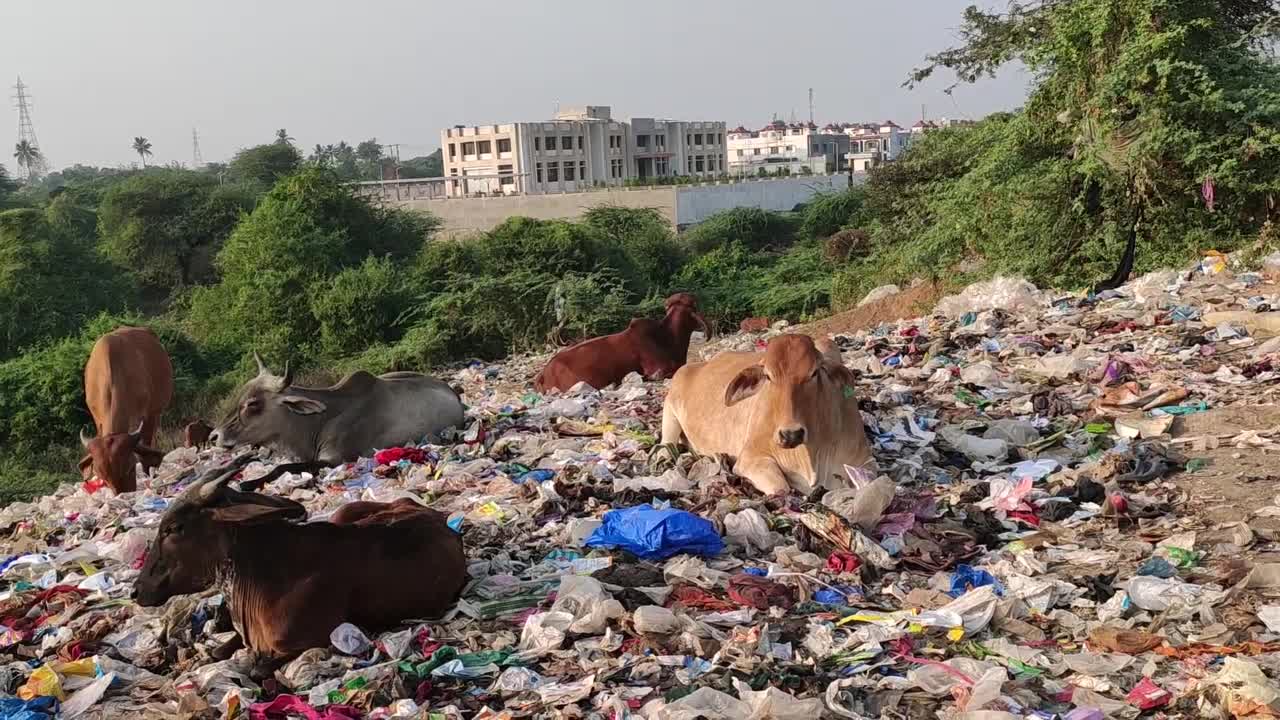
2;0;1028;170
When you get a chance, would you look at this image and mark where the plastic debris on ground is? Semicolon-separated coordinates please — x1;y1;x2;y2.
3;257;1280;718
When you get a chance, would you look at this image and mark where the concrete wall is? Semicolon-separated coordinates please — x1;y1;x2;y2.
396;174;866;237
403;186;677;238
674;174;860;227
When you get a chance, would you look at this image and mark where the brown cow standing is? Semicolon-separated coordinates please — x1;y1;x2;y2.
80;327;173;493
535;293;710;393
133;456;467;678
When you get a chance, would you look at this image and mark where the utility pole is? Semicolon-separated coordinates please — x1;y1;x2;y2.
809;87;815;126
191;128;205;168
12;76;50;178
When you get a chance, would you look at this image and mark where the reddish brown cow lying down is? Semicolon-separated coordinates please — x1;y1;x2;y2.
535;293;710;392
133;456;466;677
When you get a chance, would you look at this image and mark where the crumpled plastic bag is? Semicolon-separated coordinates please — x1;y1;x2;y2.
585;504;724;560
823;476;895;532
908;657;1001;696
649;679;821;720
935;277;1044;318
17;665;64;702
724;508;781;552
517;611;573;658
550;575;624;634
329;623;371;656
1126;576;1225;616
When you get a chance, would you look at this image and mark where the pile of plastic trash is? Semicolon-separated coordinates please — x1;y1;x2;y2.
4;254;1280;719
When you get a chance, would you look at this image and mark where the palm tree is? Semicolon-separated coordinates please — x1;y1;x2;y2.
132;137;153;167
13;140;41;180
310;143;331;166
276;128;295;146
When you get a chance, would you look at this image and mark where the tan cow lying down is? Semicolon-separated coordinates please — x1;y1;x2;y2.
661;334;876;495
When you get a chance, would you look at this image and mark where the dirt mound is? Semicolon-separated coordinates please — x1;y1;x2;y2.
799;280;944;337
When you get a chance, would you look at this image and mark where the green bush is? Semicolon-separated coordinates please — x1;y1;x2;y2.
798;189;864;240
98;170;253;294
310;257;413;357
0;208;129;361
683;207;798;254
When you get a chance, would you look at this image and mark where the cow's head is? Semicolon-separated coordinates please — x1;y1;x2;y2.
663;293;711;340
182;420;213;448
134;455;306;606
210;353;326;451
724;334;856;450
79;421;163;494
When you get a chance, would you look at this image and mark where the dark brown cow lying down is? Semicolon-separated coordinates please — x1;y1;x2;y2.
133;456;466;676
535;293;710;392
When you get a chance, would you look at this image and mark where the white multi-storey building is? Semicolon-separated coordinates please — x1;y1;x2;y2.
726;120;849;176
439;106;726;197
841;120;911;172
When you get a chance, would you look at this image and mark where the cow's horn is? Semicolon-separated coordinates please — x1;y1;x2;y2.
253;351;270;377
279;360;293;391
182;453;255;507
79;427;92;448
129;420;145;444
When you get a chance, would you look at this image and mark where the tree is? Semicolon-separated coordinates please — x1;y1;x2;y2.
0;208;128;361
310;143;333;166
228;143;303;189
97;170;254;294
398;149;443;178
0;165;18;208
132;137;153;167
13;141;41;180
356;139;383;179
186;167;438;362
851;0;1280;288
275;128;295;146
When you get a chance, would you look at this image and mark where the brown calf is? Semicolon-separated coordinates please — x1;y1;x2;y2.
661;334;876;496
80;327;173;493
535;293;710;392
183;420;213;449
133;456;466;677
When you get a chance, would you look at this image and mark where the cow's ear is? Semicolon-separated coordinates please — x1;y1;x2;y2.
825;364;858;393
725;365;766;406
280;396;327;415
210;504;302;525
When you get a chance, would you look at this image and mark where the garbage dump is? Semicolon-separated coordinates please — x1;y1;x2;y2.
3;254;1280;718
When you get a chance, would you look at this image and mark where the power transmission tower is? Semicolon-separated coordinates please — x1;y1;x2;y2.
12;76;50;178
191;128;204;168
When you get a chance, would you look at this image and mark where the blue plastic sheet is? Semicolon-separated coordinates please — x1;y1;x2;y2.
948;564;1003;597
516;469;555;484
585;504;723;560
0;697;58;720
813;585;863;604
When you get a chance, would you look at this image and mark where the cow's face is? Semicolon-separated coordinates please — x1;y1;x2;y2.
79;425;161;493
133;501;226;605
724;335;856;450
210;355;327;450
664;294;710;340
134;459;307;606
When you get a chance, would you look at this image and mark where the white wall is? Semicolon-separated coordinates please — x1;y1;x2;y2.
673;174;864;226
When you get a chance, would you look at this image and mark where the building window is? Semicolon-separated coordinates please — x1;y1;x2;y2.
655;134;666;148
478;140;492;154
736;149;744;157
448;143;457;159
547;162;559;182
636;135;649;148
686;134;692;145
787;145;794;152
578;135;584;150
579;160;586;179
499;164;514;186
769;146;779;154
717;133;723;144
610;158;623;178
696;156;705;173
462;141;476;155
563;136;574;151
686;156;693;173
535;137;542;151
694;133;703;145
546;136;558;151
536;163;544;183
753;148;761;155
497;138;512;153
564;163;576;181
